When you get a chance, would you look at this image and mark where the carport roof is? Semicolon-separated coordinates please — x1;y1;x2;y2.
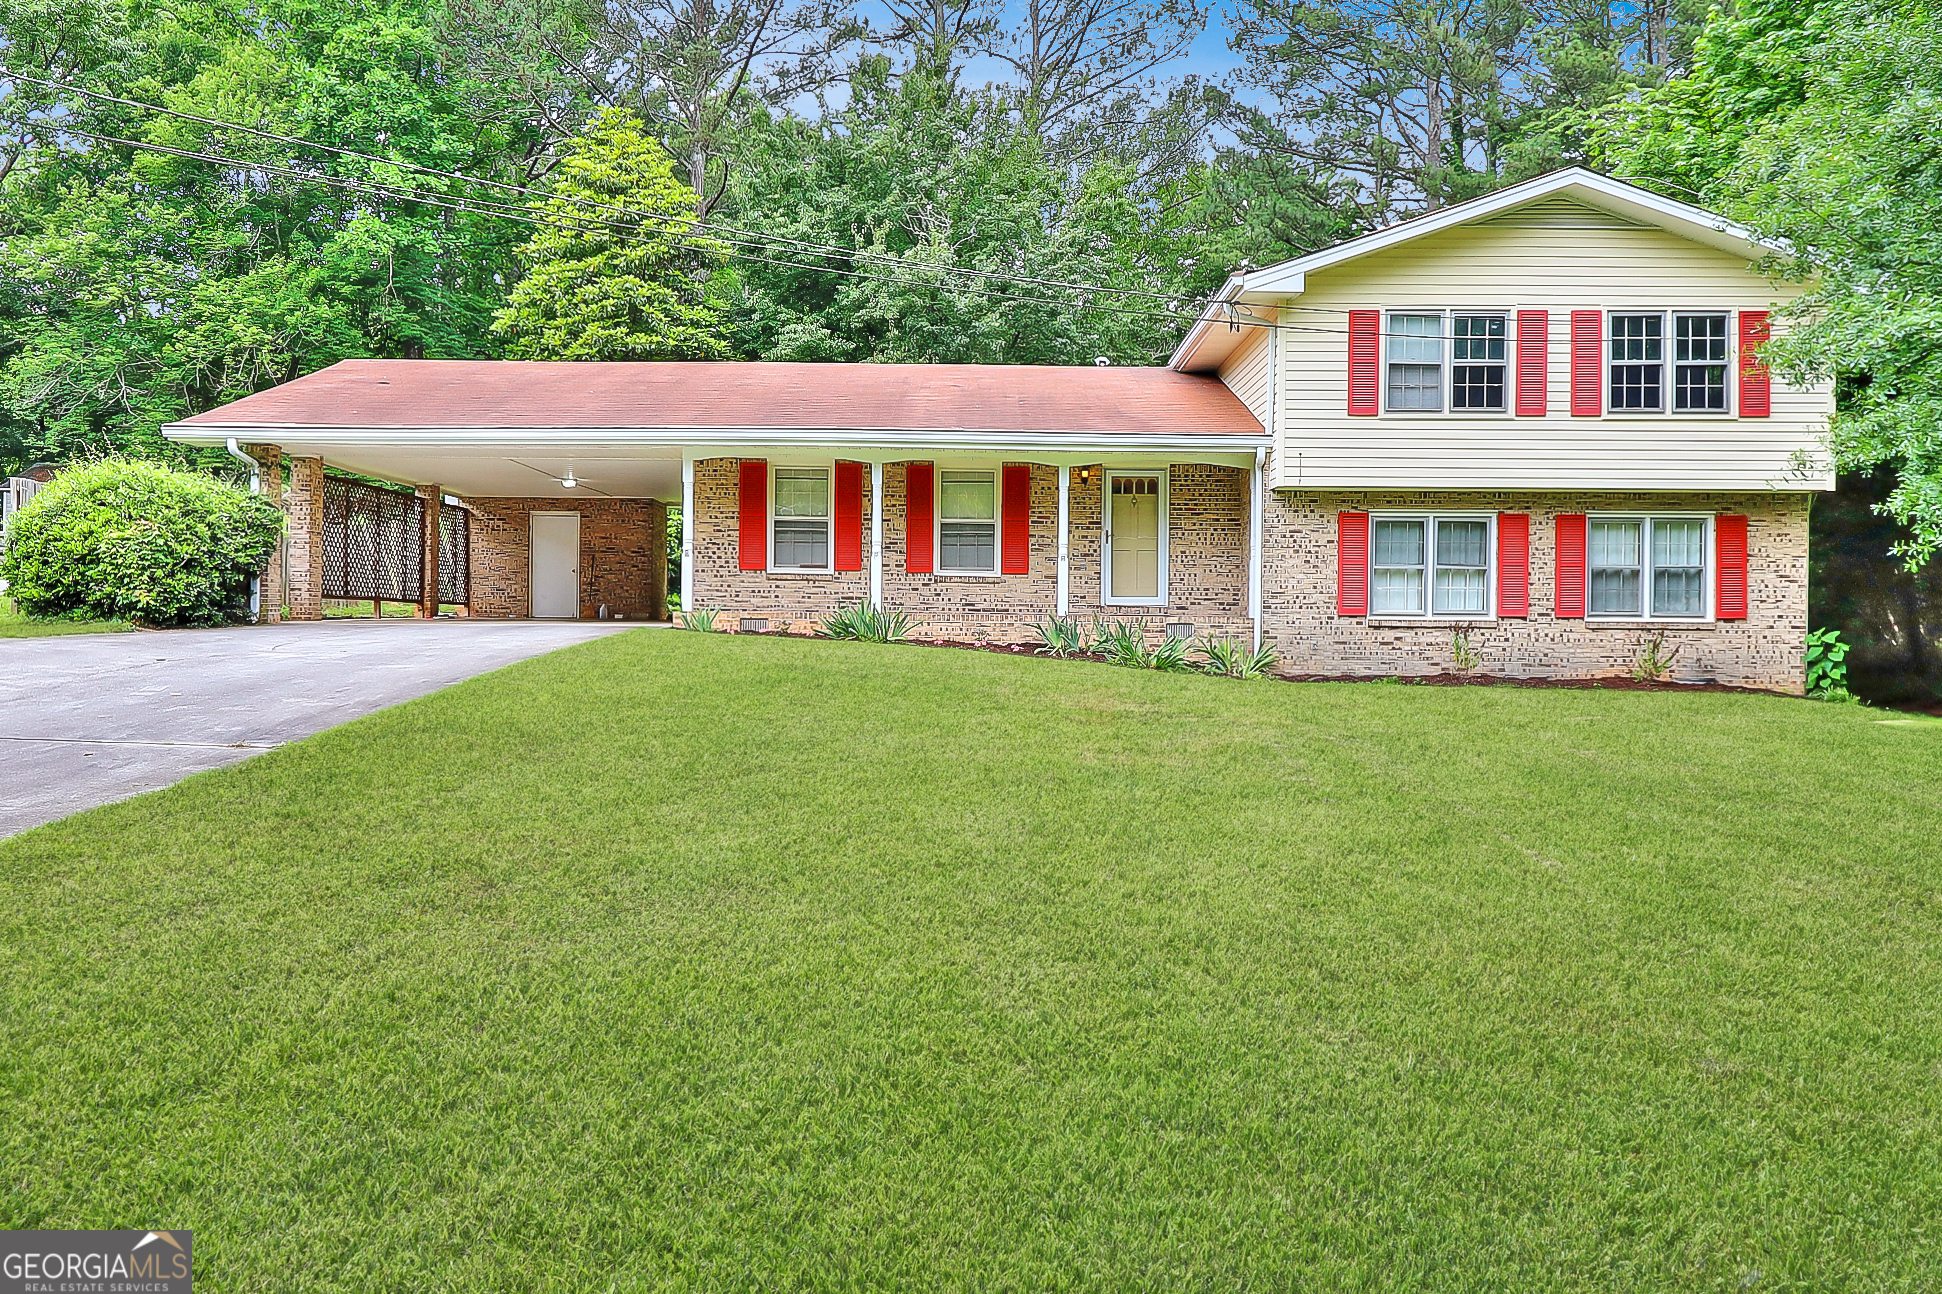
167;359;1264;439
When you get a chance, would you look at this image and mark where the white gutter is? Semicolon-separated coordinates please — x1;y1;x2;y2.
225;437;262;623
165;424;1268;455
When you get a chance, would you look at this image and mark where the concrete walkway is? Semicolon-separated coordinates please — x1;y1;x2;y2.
0;619;643;839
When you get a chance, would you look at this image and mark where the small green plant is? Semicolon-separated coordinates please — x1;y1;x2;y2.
677;606;720;631
1805;627;1858;701
1631;631;1679;682
1195;635;1280;680
1146;634;1194;672
1450;630;1481;674
1030;616;1086;658
819;602;914;644
1088;619;1193;671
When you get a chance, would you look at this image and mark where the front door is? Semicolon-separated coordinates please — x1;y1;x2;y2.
1107;473;1162;601
530;512;580;619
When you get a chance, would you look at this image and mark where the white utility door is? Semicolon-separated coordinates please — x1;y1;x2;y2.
530;512;581;619
1106;473;1163;601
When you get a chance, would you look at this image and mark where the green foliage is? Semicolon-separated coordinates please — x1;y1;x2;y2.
0;460;281;626
818;602;913;643
1030;615;1086;658
1631;631;1680;682
1451;629;1481;674
677;607;721;631
491;109;729;361
1087;618;1192;671
1805;627;1856;700
1193;634;1279;680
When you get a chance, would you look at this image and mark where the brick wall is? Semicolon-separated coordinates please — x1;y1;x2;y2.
464;497;667;620
1262;490;1811;691
689;457;1254;641
286;456;325;621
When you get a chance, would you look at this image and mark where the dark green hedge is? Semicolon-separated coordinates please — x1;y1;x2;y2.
1;460;283;627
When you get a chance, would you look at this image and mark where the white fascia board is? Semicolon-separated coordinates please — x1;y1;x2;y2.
161;422;1268;456
1168;274;1292;373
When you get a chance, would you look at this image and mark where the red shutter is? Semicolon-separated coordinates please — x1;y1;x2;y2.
1716;514;1749;619
1497;513;1530;617
737;460;767;571
1515;310;1548;416
1555;514;1587;617
833;461;863;571
1738;311;1771;417
1348;310;1379;415
905;462;933;574
1000;463;1031;574
1570;310;1603;416
1337;511;1369;615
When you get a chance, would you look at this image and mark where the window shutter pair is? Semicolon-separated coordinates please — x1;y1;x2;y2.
1552;513;1748;619
735;459;865;571
1334;512;1531;617
1344;309;1559;416
904;463;1030;574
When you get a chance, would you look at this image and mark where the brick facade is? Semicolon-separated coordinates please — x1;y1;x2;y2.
1261;490;1810;692
688;457;1254;641
285;455;325;621
464;497;667;620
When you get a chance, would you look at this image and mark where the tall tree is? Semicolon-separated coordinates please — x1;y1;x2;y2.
492;107;728;359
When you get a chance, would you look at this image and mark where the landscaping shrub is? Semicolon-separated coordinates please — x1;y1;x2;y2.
0;460;282;627
818;603;913;643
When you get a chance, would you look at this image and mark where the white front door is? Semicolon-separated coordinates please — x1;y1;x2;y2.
530;512;580;619
1106;473;1163;602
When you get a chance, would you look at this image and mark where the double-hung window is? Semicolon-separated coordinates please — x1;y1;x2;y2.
1589;516;1708;618
1371;515;1492;617
1387;314;1443;411
1673;313;1730;411
1609;313;1664;410
938;470;996;573
771;466;830;569
1451;314;1507;410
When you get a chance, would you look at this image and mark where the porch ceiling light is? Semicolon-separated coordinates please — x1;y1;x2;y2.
561;470;578;488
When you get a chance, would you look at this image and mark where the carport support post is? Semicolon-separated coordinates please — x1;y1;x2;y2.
679;457;695;618
417;485;441;618
248;446;285;623
286;456;325;621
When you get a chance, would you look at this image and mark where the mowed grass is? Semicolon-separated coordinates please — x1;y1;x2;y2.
0;596;132;636
2;632;1939;1291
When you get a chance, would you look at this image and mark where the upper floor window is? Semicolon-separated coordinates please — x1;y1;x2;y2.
1387;314;1443;411
1451;315;1506;410
938;470;996;573
771;466;830;569
1609;314;1663;410
1674;314;1730;411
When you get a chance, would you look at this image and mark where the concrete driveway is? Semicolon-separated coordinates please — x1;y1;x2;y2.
0;619;641;839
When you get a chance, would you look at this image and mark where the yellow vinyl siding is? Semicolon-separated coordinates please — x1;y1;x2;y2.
1269;220;1831;491
1217;325;1274;429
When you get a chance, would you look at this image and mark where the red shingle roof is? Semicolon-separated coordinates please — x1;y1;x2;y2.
175;360;1263;437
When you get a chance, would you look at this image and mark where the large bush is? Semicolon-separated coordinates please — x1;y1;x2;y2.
1;460;283;626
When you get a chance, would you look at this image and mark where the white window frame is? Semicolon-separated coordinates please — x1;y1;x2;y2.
768;462;833;574
934;468;999;576
1606;310;1668;415
1671;311;1734;415
1382;310;1513;416
1584;512;1715;622
1447;310;1511;414
1101;467;1169;608
1366;511;1497;620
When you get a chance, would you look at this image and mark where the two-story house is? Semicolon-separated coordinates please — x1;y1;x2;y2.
166;169;1831;690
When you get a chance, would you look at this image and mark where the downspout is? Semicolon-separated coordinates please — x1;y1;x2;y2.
1250;446;1265;654
226;438;262;623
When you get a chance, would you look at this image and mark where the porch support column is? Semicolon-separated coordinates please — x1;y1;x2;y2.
248;446;285;623
287;456;325;621
1056;465;1070;618
648;501;669;622
1249;447;1265;652
679;457;695;618
417;484;441;618
869;461;884;611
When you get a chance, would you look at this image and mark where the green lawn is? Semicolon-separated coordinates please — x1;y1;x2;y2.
2;633;1938;1290
0;595;132;636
